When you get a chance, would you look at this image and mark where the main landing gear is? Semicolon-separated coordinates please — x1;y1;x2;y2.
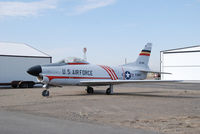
41;84;114;97
86;86;94;94
42;84;50;97
106;85;113;95
86;85;113;95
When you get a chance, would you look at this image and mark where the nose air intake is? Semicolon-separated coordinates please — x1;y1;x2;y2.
27;65;42;76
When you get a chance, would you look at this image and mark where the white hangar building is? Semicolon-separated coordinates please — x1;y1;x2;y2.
161;45;200;80
0;42;51;86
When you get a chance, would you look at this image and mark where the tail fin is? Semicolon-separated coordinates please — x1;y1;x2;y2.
125;43;152;68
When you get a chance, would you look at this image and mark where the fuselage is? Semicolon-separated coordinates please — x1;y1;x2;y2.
27;44;153;96
27;44;152;87
38;63;147;86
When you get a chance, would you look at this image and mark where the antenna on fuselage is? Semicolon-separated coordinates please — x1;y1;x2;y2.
83;47;87;61
125;58;127;64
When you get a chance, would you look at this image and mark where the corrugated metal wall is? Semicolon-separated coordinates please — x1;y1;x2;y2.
0;56;51;83
161;50;200;80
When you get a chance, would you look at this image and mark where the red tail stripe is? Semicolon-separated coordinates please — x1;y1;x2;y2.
139;53;150;56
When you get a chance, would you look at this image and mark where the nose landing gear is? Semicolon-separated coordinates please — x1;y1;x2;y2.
42;90;49;97
42;84;50;97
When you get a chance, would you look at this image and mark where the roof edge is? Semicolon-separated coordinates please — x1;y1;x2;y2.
0;54;51;58
161;45;200;52
0;41;52;57
25;43;51;57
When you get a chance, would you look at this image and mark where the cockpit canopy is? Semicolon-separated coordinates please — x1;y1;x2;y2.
43;57;89;67
57;57;89;64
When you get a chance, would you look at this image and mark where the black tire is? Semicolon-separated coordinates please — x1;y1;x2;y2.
19;83;25;88
11;84;18;88
11;81;20;88
87;87;94;94
20;81;35;88
27;83;34;88
42;90;50;97
106;88;111;95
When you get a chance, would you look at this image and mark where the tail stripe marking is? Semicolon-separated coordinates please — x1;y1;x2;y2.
140;49;151;56
141;50;151;53
139;53;150;56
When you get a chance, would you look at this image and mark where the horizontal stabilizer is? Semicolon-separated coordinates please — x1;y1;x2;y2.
138;70;172;74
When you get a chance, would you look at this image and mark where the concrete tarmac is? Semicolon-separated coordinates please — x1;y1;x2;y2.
0;110;156;134
0;82;200;134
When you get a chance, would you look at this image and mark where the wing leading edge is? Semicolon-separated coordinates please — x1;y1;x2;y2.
80;80;181;86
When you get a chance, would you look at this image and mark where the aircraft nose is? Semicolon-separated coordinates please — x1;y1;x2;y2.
27;65;42;76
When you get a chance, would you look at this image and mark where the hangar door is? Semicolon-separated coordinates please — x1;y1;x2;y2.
161;50;200;80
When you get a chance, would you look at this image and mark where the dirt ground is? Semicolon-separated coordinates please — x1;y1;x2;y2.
0;83;200;134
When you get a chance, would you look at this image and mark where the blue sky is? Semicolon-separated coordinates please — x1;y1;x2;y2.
0;0;200;70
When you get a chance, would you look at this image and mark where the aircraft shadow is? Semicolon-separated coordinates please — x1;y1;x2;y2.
55;90;199;99
111;92;198;99
0;87;42;90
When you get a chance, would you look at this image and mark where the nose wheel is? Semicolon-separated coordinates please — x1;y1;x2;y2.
42;90;49;97
86;86;94;94
42;84;50;97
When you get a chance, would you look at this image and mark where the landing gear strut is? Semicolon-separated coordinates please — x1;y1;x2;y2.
86;86;94;94
42;84;50;97
106;85;113;95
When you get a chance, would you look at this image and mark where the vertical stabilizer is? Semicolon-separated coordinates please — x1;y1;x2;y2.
125;43;152;68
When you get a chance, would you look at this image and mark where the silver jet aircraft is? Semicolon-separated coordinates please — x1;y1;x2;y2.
27;43;171;97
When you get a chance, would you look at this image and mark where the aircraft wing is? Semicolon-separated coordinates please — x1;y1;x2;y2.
80;80;180;86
